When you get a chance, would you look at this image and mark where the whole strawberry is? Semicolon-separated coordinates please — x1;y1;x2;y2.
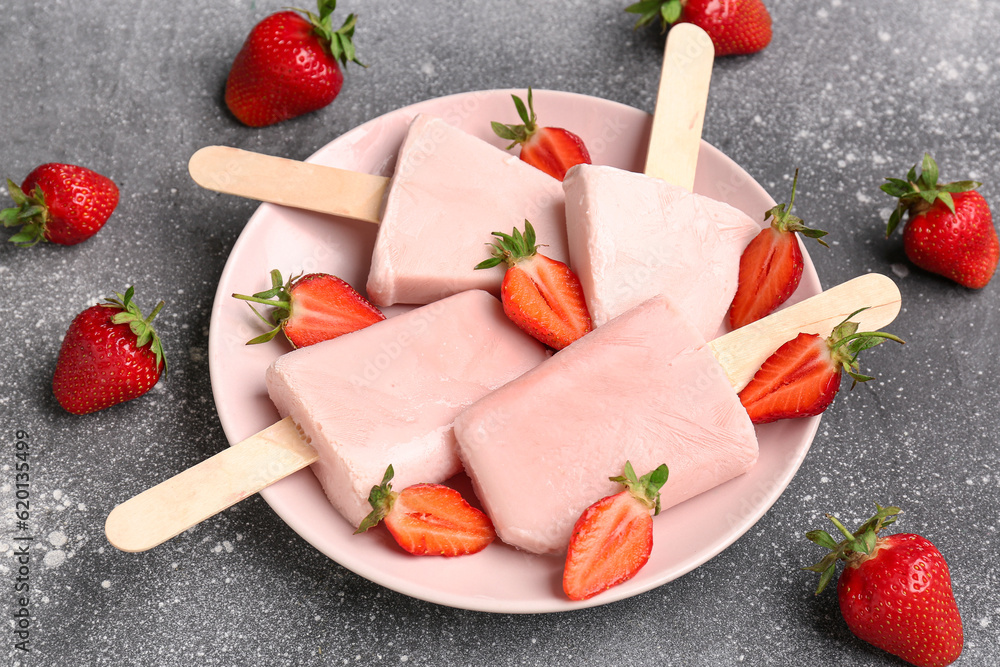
883;153;998;289
2;163;119;246
626;0;772;57
491;88;592;181
805;504;963;667
224;0;363;127
53;287;167;415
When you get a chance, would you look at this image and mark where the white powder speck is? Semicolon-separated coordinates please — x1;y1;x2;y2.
420;62;435;77
820;476;831;483
891;263;910;278
980;617;992;628
101;580;111;589
878;31;891;42
52;489;63;501
48;531;67;547
44;550;66;568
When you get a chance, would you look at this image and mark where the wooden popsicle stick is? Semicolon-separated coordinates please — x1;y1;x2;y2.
104;274;901;553
708;273;903;392
643;23;715;190
104;417;317;552
188;146;388;223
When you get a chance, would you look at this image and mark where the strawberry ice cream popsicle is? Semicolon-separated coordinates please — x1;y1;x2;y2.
562;164;761;339
189;113;569;309
366;114;568;307
454;294;758;555
265;289;549;527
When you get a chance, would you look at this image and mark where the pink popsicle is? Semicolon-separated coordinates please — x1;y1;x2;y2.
265;289;549;527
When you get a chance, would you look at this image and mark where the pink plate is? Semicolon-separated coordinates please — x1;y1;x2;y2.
207;90;821;613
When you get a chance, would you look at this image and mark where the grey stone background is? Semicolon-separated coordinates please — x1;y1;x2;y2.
1;1;997;665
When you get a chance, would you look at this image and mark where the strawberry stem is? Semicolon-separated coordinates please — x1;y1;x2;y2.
296;0;366;68
2;180;50;247
825;308;904;387
882;152;981;237
610;461;670;514
105;286;168;373
764;169;829;247
231;269;297;344
474;220;542;270
355;465;399;534
625;0;683;31
804;504;902;595
491;88;540;149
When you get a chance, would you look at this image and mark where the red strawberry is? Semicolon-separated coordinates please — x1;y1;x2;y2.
224;0;363;128
805;504;964;667
626;0;772;57
53;287;166;415
738;310;903;424
491;88;592;181
231;269;384;348
2;163;119;246
474;221;592;350
883;153;998;289
563;461;669;601
729;170;828;328
355;465;496;557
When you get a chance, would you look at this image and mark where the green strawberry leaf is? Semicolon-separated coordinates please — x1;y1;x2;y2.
936;190;956;214
805;530;839;550
355;464;397;534
661;0;682;24
474;256;504;270
512;93;531;126
1;207;19;226
491;122;519;143
938;180;981;193
921;152;938;188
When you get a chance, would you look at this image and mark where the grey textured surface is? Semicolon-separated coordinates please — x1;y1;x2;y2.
1;0;998;665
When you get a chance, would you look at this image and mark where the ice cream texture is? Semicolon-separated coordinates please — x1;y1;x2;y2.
265;289;549;527
563;163;761;338
367;114;569;307
454;295;759;555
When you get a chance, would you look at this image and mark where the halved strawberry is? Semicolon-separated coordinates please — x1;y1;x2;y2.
231;269;384;348
475;220;592;350
563;461;669;601
738;310;903;424
491;87;591;181
729;170;828;329
355;465;496;557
